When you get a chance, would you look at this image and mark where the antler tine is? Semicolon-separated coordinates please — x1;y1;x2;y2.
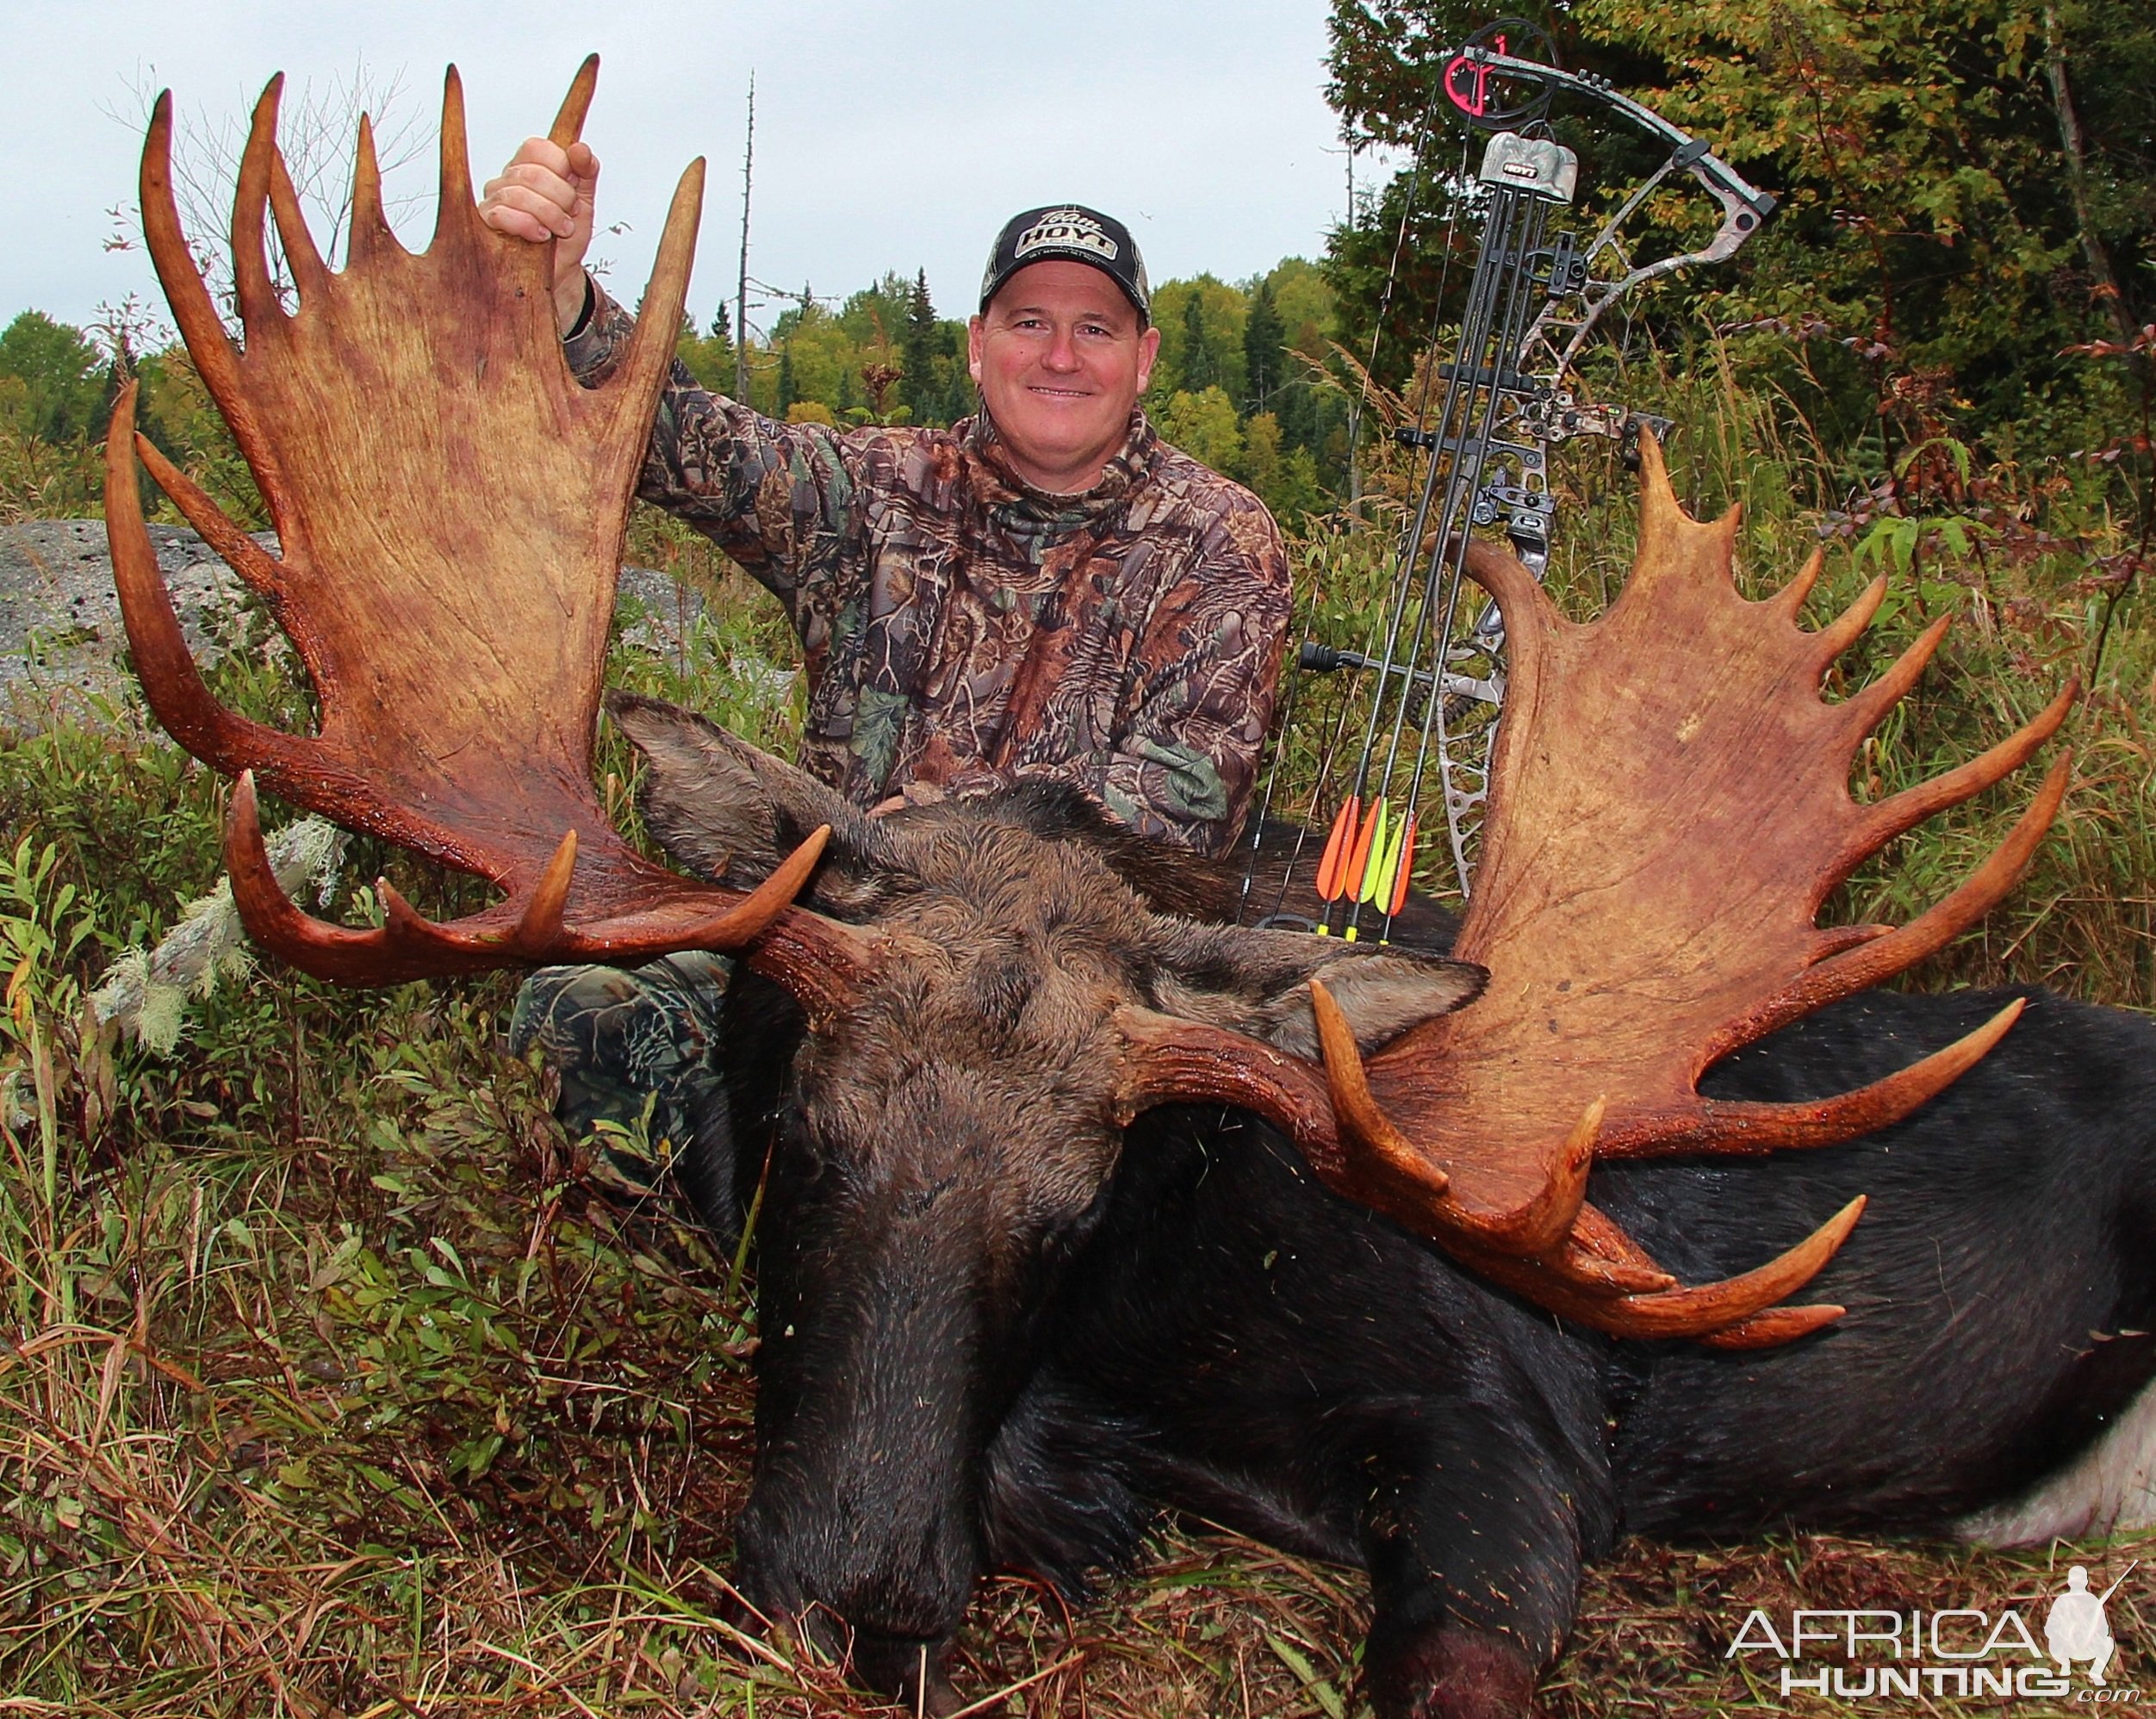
140;94;258;458
1455;1196;1865;1343
431;66;481;251
348;113;396;262
680;825;836;951
267;146;330;308
1769;544;1826;621
1634;425;1681;530
1563;1205;1676;1294
1843;682;2077;864
133;429;286;608
232;78;288;338
1806;572;1889;667
1577;1196;1866;1339
507;830;577;953
1774;748;2073;1015
1612;998;2025;1157
1699;1305;1848;1349
1628;430;1741;575
1307;977;1445;1195
605;157;707;431
223;772;491;983
1831;613;1951;746
226;765;858;989
105;385;319;781
549;53;600;148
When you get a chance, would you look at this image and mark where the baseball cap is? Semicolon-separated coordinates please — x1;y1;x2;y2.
979;205;1152;322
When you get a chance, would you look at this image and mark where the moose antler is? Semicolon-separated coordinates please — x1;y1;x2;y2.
1157;436;2069;1344
104;63;874;1014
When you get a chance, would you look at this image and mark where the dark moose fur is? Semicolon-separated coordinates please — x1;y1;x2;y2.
612;693;2156;1719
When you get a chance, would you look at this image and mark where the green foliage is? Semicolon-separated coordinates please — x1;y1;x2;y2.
1324;2;2155;475
1157;384;1246;476
0;313;111;519
0;312;262;528
899;268;966;425
674;303;736;394
0;312;110;445
1153;275;1250;401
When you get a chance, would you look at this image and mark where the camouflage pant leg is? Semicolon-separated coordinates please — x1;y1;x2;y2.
508;952;734;1187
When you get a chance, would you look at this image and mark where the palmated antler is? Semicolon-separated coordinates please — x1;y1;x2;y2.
1117;438;2072;1344
104;63;873;1013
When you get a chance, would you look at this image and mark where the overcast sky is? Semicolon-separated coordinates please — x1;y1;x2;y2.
6;0;1374;341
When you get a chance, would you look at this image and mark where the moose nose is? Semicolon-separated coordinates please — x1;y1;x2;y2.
733;1467;980;1653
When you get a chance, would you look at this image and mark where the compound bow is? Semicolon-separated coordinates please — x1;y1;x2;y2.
1247;21;1776;928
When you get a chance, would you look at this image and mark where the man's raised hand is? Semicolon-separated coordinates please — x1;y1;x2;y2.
480;137;600;335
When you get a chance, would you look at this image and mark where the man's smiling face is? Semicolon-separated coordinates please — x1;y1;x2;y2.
967;260;1160;494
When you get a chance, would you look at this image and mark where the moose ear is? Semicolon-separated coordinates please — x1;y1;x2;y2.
1150;922;1485;1059
605;692;889;910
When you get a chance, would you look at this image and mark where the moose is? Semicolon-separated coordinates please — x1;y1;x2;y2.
104;66;2156;1719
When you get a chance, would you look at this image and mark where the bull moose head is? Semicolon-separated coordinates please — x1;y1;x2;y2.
105;62;2072;1375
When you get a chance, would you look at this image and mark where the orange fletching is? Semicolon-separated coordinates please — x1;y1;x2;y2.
1316;796;1360;901
1388;813;1419;915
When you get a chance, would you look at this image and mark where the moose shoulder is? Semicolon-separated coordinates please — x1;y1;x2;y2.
101;63;2156;1719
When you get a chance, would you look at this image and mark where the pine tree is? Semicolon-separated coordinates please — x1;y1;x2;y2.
1179;293;1215;392
1242;281;1285;416
900;270;942;426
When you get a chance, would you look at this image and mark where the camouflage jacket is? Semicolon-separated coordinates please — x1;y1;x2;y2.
568;290;1291;857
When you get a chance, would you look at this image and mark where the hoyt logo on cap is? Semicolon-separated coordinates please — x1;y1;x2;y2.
1016;208;1120;264
980;203;1152;320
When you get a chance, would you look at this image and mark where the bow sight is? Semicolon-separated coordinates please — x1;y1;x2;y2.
1246;20;1777;928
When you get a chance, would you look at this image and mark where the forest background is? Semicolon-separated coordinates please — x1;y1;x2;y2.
3;0;2150;547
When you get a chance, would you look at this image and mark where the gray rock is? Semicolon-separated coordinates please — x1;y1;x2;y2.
1;519;263;725
0;518;705;733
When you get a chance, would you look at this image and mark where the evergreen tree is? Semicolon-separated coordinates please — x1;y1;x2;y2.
900;270;942;425
1180;293;1216;392
1242;281;1286;415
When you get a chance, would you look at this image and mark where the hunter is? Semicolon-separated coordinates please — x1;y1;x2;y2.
477;135;1292;1175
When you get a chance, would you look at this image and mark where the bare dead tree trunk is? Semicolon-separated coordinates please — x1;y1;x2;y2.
736;75;755;403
